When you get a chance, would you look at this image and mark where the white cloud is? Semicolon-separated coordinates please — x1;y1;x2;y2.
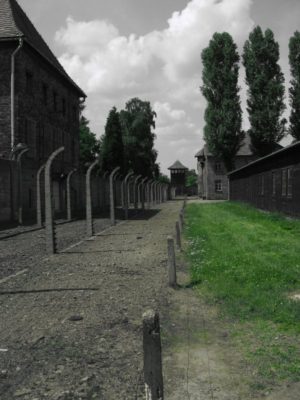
55;0;254;173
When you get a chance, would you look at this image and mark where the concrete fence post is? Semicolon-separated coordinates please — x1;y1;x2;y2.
147;180;153;209
175;221;181;251
143;310;164;400
110;167;120;225
124;172;133;220
167;236;177;287
86;159;99;237
133;174;142;210
137;178;144;209
141;177;148;210
179;210;184;231
152;182;156;206
36;163;45;227
102;171;109;210
66;168;76;221
45;146;65;255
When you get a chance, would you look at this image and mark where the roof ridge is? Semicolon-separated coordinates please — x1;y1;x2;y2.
0;0;85;96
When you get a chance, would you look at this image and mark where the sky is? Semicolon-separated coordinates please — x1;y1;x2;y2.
19;0;300;174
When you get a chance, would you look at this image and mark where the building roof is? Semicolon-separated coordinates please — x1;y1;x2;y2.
228;140;300;177
195;134;254;159
0;0;85;97
168;160;188;170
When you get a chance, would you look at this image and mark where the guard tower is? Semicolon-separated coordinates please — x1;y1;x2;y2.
168;160;188;196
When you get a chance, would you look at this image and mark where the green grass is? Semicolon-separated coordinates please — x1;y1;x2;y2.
184;201;300;385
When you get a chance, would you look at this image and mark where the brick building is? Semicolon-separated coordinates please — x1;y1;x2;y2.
195;135;256;200
0;0;85;220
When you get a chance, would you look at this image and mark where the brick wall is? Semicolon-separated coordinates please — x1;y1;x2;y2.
0;159;17;221
15;42;80;172
0;42;15;158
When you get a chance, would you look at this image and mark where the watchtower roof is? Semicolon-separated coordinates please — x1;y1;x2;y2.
0;0;85;97
168;160;188;170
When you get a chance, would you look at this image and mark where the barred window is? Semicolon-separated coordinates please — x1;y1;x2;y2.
26;71;33;93
215;162;222;173
215;180;222;192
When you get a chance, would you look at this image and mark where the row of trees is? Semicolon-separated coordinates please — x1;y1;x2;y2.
79;98;160;177
201;26;300;171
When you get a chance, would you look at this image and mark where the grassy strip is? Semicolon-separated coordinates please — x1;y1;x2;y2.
184;201;300;385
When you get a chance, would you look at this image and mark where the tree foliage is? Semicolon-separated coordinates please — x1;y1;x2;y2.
79;115;100;170
289;31;300;141
186;169;197;188
101;107;124;172
201;32;244;171
243;26;286;156
120;98;158;177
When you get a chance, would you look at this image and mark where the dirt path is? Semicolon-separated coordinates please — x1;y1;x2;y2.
0;202;181;399
1;200;296;400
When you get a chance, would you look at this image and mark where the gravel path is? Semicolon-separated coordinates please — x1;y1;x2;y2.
0;201;183;399
0;216;117;281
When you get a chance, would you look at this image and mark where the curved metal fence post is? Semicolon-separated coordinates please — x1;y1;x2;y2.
102;171;109;211
36;163;45;227
86;159;99;237
110;167;120;225
45;146;64;254
17;148;29;225
141;177;148;210
147;180;153;209
137;177;145;209
66;168;77;221
151;181;156;207
133;174;142;210
159;184;162;203
124;171;133;220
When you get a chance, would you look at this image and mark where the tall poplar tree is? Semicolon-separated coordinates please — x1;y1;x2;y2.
101;107;124;172
289;31;300;141
243;26;286;156
201;32;243;171
120;98;158;177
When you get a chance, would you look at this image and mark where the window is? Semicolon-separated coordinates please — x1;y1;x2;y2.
282;169;287;196
24;118;37;159
272;172;276;196
53;91;58;111
25;71;33;93
287;168;292;197
72;105;77;121
39;124;45;159
62;98;66;116
215;162;222;173
28;188;32;209
215;180;222;192
42;84;48;105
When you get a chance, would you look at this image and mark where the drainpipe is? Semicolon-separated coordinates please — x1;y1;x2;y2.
11;38;23;150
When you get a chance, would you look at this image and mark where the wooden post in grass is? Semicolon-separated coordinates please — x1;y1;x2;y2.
175;221;181;251
143;309;164;400
179;211;184;231
167;236;177;287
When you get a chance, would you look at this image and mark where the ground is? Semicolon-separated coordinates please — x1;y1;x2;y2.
0;200;299;399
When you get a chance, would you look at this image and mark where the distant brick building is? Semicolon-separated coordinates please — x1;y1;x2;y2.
0;0;85;219
195;135;256;200
168;160;188;196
